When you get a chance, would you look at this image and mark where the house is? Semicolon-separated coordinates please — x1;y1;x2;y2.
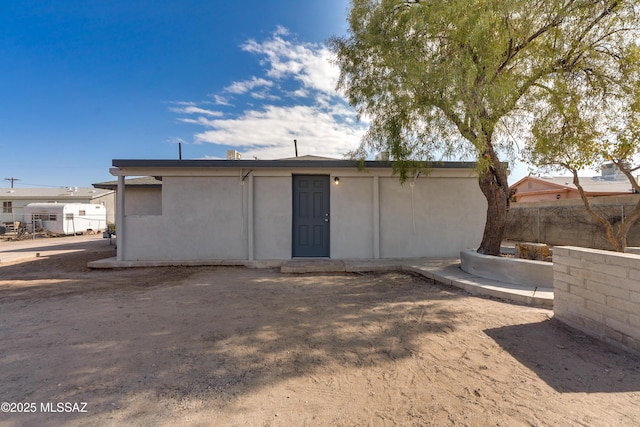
0;187;115;226
510;175;637;203
105;157;487;265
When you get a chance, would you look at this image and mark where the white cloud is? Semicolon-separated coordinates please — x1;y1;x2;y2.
194;104;366;159
212;94;232;106
224;77;273;95
172;27;367;160
170;105;223;117
250;90;280;101
273;24;289;37
241;31;340;95
288;88;308;98
177;117;219;127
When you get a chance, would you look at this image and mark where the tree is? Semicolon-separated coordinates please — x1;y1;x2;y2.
330;0;639;255
524;43;640;251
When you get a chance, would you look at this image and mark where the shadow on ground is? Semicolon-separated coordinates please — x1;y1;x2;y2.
0;266;464;425
3;243;640;426
485;319;640;393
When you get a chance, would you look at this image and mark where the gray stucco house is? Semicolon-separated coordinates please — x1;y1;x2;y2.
106;157;486;265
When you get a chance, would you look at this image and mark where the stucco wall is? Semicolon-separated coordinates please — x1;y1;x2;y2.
517;191;577;203
460;249;553;288
123;215;164;260
554;246;640;353
254;176;291;260
116;166;486;262
124;187;161;217
91;193;116;224
331;177;374;259
379;177;486;258
123;176;248;261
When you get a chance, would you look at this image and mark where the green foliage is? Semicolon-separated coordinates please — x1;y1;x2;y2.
524;39;640;178
519;16;640;252
331;0;640;253
332;0;638;170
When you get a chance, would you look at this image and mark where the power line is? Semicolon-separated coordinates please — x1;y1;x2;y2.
15;182;68;188
4;177;21;188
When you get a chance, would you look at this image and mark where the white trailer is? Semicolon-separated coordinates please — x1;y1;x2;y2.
24;203;107;235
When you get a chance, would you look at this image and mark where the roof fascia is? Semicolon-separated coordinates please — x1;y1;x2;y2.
112;159;480;170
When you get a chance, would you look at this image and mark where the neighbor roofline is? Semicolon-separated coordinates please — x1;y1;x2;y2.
511;176;576;191
510;175;577;190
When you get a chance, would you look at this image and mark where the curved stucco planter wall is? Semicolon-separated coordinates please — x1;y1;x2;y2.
460;249;553;288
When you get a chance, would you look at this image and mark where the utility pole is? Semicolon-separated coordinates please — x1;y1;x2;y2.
4;177;20;188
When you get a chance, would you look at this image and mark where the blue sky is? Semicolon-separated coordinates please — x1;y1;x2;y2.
1;0;536;189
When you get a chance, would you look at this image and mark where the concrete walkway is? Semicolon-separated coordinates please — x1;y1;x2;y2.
280;258;553;309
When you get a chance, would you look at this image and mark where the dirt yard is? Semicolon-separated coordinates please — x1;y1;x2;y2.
1;240;640;426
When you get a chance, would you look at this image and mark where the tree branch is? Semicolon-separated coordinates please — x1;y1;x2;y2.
491;1;576;83
570;168;623;251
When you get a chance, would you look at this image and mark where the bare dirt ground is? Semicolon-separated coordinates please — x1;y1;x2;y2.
1;241;640;426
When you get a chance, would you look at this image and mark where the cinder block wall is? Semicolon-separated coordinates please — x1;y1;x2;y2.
554;246;640;353
506;195;640;250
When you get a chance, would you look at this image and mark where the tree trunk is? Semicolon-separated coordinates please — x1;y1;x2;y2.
615;201;640;251
477;168;511;255
571;171;624;252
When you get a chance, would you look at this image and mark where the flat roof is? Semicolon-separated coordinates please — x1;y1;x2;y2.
112;159;479;169
93;176;163;190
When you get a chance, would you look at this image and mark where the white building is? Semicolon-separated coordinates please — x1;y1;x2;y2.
107;157;487;265
0;187;115;226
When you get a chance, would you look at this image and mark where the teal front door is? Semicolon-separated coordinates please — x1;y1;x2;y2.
292;175;330;257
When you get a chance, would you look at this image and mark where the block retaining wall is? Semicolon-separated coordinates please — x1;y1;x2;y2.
554;246;640;354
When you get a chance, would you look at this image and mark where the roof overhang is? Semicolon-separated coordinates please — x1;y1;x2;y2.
111;159;479;170
93;176;163;190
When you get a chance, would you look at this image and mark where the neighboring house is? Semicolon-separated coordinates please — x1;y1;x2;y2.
106;157;487;265
0;187;115;225
510;176;638;203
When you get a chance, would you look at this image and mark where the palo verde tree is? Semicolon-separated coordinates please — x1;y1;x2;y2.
330;0;639;255
525;43;640;251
